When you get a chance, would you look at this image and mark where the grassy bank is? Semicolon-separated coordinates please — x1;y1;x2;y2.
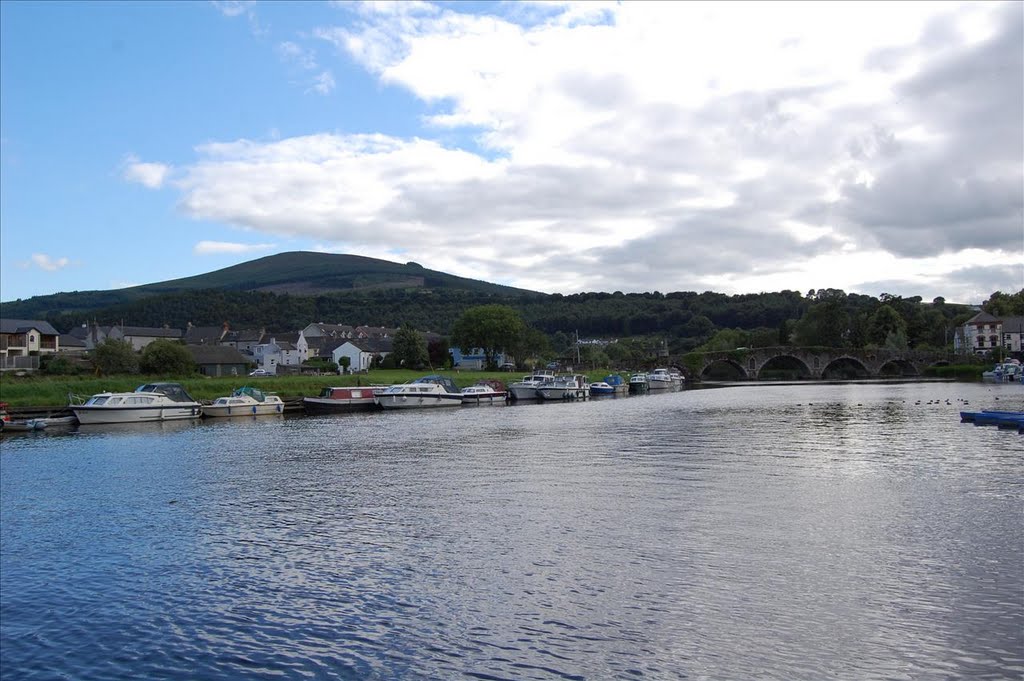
0;369;622;408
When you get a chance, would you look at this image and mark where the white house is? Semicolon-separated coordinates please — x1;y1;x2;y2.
332;338;393;372
957;312;1024;355
251;336;306;374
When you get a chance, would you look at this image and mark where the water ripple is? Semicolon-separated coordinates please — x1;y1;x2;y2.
2;382;1021;679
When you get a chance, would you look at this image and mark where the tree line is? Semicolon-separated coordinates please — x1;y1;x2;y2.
36;286;1024;362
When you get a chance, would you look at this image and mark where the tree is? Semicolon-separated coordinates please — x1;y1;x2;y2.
982;289;1024;317
451;304;526;369
866;304;907;348
91;338;139;376
139;339;196;375
793;298;850;347
391;324;429;369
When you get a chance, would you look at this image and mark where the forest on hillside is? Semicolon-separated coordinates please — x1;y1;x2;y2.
35;286;1024;356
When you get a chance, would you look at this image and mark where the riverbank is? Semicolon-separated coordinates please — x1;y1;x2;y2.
0;369;614;409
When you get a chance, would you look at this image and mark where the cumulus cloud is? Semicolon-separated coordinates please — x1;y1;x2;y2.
122;154;171;188
24;254;70;272
193;241;278;255
146;1;1019;300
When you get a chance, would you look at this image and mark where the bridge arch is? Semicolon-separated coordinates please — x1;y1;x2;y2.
820;355;871;379
753;354;813;380
877;358;920;377
699;358;748;380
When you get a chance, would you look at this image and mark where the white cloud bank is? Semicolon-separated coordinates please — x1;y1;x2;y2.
161;1;1022;302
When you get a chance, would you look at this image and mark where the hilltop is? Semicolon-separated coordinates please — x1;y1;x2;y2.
0;251;538;319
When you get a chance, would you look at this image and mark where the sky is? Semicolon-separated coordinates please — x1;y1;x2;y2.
1;0;1021;305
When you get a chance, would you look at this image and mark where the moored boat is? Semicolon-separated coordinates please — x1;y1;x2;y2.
591;374;628;396
377;375;464;409
629;373;648;393
303;385;381;414
536;374;589;401
461;380;508;405
71;383;202;424
508;371;555;400
204;386;285;417
982;360;1023;383
647;368;674;390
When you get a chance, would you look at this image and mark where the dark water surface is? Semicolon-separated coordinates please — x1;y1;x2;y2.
2;382;1022;680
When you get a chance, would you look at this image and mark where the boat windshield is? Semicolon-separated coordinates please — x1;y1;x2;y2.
411;375;460;393
233;386;266;402
136;383;196;402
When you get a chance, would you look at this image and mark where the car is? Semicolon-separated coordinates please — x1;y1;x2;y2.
500;362;516;371
249;369;269;377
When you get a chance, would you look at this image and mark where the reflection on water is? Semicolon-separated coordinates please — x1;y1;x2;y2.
1;381;1022;680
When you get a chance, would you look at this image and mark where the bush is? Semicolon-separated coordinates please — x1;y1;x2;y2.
139;340;196;375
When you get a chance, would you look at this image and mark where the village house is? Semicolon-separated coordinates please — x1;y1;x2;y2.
956;312;1024;356
186;345;252;378
0;318;60;370
221;329;266;356
184;323;229;345
333;338;393;372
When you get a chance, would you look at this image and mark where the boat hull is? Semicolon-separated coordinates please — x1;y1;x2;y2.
303;397;379;414
73;405;201;424
509;386;543;400
377;394;463;409
203;403;285;417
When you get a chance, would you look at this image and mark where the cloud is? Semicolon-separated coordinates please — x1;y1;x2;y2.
24;254;70;272
145;1;1019;300
122;155;171;188
211;0;265;36
310;70;336;95
194;241;278;255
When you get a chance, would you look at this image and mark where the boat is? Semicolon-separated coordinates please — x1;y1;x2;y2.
589;375;626;396
461;380;508;404
376;375;464;409
1;417;48;432
960;410;1024;430
982;361;1023;383
629;373;649;393
536;374;589;401
647;368;674;390
71;383;203;424
203;386;285;417
508;371;555;400
303;385;381;414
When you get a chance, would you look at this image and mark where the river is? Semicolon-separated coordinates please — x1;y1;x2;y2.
1;381;1022;680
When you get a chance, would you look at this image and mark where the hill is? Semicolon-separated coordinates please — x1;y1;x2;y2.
0;251;538;319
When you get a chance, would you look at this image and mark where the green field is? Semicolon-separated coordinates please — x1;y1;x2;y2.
0;369;623;408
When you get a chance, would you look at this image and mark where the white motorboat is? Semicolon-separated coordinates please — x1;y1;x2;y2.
508;372;555;400
647;368;674;390
536;374;589;401
72;383;202;424
377;375;464;409
461;382;508;404
203;386;285;417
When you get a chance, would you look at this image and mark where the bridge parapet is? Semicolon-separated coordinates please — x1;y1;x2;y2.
667;347;952;380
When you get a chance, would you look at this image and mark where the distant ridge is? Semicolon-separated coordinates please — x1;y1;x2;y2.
0;251;541;318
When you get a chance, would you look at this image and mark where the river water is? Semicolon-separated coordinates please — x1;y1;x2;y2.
1;381;1022;680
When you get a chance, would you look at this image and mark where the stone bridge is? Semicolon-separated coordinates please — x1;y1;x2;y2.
663;347;954;381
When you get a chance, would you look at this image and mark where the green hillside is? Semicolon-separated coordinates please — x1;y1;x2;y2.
0;251;536;318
